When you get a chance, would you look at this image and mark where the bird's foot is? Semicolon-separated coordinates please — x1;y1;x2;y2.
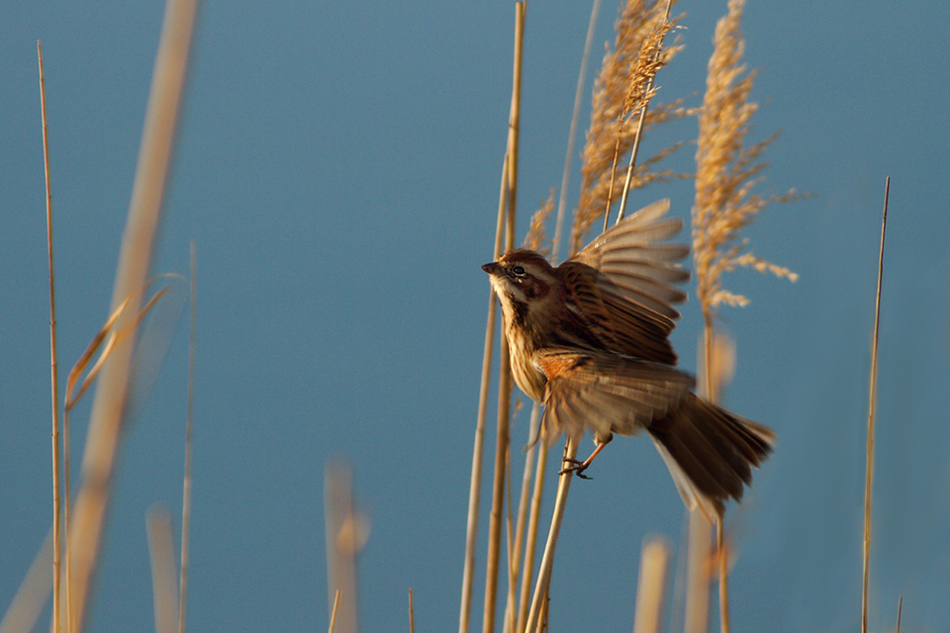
559;458;592;479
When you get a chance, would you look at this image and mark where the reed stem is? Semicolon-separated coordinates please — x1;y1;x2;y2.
37;40;62;633
482;6;525;633
861;177;889;633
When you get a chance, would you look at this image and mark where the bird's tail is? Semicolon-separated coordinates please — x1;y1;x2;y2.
647;393;774;519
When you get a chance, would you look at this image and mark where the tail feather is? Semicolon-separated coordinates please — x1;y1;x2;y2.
647;394;774;518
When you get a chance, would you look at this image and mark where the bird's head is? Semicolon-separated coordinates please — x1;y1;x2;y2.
482;249;557;315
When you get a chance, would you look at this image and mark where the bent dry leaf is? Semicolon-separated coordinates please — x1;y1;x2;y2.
65;278;179;411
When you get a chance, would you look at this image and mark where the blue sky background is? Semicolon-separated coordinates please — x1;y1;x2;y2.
2;1;949;632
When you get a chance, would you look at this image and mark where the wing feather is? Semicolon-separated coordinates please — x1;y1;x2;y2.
537;350;694;447
561;199;689;363
559;262;678;363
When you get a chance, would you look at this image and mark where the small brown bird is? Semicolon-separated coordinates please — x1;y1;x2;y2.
482;199;774;518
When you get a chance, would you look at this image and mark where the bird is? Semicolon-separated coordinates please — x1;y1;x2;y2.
482;199;774;518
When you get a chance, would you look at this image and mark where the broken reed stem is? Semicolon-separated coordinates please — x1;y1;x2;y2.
523;440;579;633
552;0;600;264
483;5;524;633
324;464;360;633
37;40;62;633
632;538;670;633
58;0;197;629
895;596;902;633
146;507;178;633
178;243;196;633
408;589;415;633
862;177;889;633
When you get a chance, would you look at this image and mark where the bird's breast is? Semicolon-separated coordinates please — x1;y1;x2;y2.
511;340;547;402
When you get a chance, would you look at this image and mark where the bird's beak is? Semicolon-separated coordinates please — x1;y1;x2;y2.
482;262;501;275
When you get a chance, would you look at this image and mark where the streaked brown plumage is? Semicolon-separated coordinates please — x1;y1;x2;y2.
482;199;774;518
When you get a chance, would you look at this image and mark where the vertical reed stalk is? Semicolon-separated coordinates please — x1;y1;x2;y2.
485;332;513;633
683;508;711;633
146;507;178;633
616;0;672;225
62;414;72;633
504;444;517;633
328;590;341;633
716;517;728;633
861;177;889;633
0;531;54;633
324;464;360;633
57;0;197;629
37;40;62;633
178;243;196;633
515;442;547;633
460;151;509;633
523;440;579;633
692;1;797;629
703;317;728;633
482;6;525;633
508;3;599;626
552;0;601;264
503;405;539;633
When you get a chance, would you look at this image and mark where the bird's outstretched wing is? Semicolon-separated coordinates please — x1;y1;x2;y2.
563;199;690;364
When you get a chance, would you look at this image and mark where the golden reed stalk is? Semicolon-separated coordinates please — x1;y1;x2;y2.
692;2;798;631
54;0;197;629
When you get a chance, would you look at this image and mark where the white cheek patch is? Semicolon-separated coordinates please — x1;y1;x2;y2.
490;278;521;304
508;285;527;303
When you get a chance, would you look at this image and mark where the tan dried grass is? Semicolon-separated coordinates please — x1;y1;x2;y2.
522;191;555;256
570;0;688;255
690;4;799;632
56;0;198;629
692;0;797;322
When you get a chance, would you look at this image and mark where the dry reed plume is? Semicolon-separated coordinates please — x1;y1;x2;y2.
692;0;797;325
690;2;798;631
570;0;688;256
7;1;827;633
523;191;555;256
518;3;695;632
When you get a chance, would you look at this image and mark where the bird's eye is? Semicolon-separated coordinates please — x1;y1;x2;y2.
511;265;526;277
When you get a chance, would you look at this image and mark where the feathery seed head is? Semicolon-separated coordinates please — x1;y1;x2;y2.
692;0;798;321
